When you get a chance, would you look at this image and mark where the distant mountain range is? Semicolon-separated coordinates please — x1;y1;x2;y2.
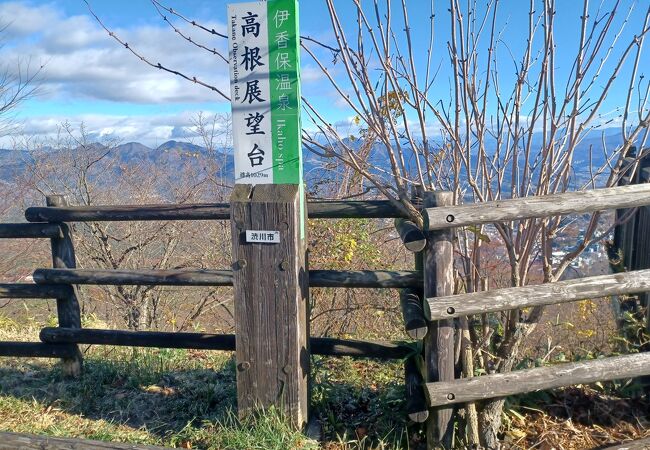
0;129;639;187
0;140;234;183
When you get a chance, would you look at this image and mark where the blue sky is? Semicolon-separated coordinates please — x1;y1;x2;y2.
0;0;647;147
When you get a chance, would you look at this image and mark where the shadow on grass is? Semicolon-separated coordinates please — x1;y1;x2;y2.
310;356;424;450
0;350;422;449
0;348;238;438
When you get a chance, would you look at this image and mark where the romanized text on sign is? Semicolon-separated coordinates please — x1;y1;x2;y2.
228;0;302;185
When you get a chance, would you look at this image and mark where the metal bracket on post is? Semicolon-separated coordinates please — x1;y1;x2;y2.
230;184;309;427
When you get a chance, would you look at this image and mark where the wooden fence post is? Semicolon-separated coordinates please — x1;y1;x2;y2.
423;190;455;448
633;151;650;339
613;147;650;349
631;150;650;398
46;195;83;377
230;184;309;426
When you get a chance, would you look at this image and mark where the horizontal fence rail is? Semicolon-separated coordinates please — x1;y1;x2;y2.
309;270;420;288
427;269;650;319
602;437;650;450
0;283;73;299
33;268;421;289
0;431;170;450
423;183;650;230
0;223;63;239
0;342;79;358
25;200;409;222
33;268;234;286
39;327;416;360
425;352;650;407
24;184;650;227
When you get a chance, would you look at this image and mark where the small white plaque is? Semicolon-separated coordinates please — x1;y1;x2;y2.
245;230;281;244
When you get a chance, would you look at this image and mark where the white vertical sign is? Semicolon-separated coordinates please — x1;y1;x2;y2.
229;2;273;183
228;0;302;186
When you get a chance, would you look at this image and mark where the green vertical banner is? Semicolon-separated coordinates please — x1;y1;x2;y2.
267;0;304;238
267;0;302;185
228;0;304;236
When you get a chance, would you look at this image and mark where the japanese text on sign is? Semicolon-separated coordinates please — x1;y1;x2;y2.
245;230;281;244
228;0;302;185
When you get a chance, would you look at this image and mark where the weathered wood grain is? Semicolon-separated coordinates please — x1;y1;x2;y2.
613;170;637;272
616;158;640;270
612;175;631;268
26;202;230;222
230;184;309;426
310;270;421;288
0;223;63;239
400;288;428;339
0;341;78;358
0;283;72;299
310;336;414;359
46;195;83;377
394;218;427;252
34;268;421;289
639;211;650;337
25;200;409;222
625;151;650;395
40;327;415;359
309;200;410;218
34;268;234;286
633;154;650;317
425;352;650;406
423;183;650;230
0;431;171;449
423;191;455;448
601;436;650;450
426;269;650;320
40;327;236;351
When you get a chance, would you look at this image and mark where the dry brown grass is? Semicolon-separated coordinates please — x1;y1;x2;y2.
504;386;650;449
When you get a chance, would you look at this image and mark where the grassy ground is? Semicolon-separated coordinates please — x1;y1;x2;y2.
0;351;417;449
0;320;417;449
1;319;649;449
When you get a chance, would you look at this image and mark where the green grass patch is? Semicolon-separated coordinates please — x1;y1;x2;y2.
0;339;416;449
311;356;419;449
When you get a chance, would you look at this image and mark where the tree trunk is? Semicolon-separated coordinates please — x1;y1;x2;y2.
479;398;506;449
477;319;535;448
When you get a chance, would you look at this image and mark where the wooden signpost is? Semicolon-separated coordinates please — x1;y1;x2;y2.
228;0;308;426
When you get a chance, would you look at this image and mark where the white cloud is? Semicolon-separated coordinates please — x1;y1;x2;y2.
0;2;230;104
0;2;341;148
0;110;230;148
300;65;325;84
0;2;60;37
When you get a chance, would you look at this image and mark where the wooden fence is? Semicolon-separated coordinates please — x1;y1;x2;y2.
612;149;650;331
1;178;650;448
